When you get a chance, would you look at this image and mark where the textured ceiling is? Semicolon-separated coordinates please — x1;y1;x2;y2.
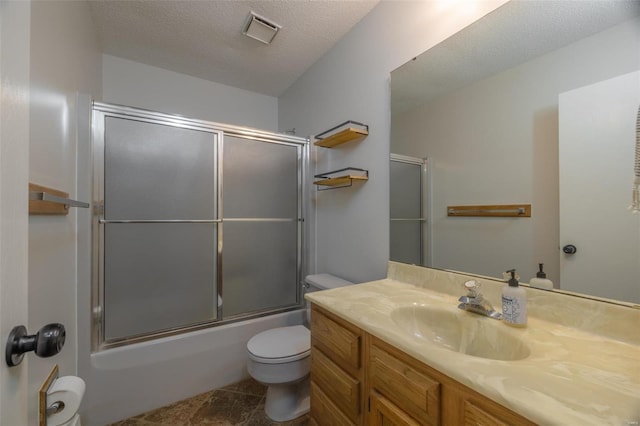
391;0;640;116
89;1;379;97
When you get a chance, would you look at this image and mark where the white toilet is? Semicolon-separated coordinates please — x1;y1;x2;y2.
246;273;353;422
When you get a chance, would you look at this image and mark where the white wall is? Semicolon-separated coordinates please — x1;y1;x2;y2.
392;17;640;285
102;55;279;131
28;1;102;424
279;1;508;283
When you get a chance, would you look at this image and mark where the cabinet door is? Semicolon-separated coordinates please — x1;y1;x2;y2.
370;392;421;426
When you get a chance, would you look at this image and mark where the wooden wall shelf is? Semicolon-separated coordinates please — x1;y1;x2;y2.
447;204;531;218
313;168;369;190
314;120;368;148
29;182;89;215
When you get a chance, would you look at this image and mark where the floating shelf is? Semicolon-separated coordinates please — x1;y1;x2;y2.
314;120;369;148
29;182;89;215
313;167;369;190
447;204;531;218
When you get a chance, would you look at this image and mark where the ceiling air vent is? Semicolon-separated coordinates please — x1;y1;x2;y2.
243;12;281;45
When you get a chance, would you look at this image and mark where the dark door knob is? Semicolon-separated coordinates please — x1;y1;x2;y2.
562;244;577;255
5;323;66;367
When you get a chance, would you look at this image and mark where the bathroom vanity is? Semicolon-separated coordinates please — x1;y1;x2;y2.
309;305;533;425
306;262;640;425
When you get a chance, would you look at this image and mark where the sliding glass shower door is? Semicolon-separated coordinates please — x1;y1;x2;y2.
99;115;221;342
222;136;300;317
92;103;306;349
390;154;428;266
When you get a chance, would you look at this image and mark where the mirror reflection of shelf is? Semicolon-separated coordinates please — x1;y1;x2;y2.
314;120;368;148
447;204;531;218
313;167;369;190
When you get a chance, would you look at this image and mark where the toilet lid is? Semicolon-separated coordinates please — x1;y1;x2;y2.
247;325;310;363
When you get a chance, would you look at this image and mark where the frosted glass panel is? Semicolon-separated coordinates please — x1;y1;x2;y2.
94;105;305;347
390;221;422;265
390;161;422;218
222;221;298;316
105;117;217;220
224;136;298;218
390;158;424;265
104;223;217;340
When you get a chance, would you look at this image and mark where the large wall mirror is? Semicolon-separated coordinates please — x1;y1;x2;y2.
390;0;640;304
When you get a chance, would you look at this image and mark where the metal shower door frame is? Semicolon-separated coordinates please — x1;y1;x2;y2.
91;102;308;350
390;153;431;267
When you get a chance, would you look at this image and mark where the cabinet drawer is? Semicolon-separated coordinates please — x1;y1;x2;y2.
310;380;355;426
370;391;421;426
311;347;361;422
443;374;537;425
370;344;440;425
311;306;361;371
463;399;509;426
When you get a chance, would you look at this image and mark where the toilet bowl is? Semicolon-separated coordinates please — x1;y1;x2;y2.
247;325;311;422
246;273;353;422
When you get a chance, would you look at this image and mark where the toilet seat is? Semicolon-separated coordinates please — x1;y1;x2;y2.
247;325;310;364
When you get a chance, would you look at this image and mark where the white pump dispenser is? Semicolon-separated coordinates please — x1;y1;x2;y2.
530;263;554;290
502;269;527;327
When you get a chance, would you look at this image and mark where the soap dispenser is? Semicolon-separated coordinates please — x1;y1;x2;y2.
530;263;553;290
502;269;527;327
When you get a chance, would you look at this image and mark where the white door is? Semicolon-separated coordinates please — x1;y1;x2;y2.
559;71;640;303
0;1;31;424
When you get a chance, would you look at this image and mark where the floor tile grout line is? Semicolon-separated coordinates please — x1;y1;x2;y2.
218;388;267;398
250;394;268;424
183;391;211;426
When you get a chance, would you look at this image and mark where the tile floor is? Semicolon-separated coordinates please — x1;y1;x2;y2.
108;378;310;426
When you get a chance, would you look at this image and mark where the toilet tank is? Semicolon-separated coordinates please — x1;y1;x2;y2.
305;273;354;293
304;274;354;325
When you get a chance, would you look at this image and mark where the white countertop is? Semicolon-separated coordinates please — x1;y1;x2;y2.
306;274;640;425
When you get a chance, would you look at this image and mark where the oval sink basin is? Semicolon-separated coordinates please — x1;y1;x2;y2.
390;305;530;361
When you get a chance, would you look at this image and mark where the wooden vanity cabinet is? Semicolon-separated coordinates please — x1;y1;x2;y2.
309;304;536;426
369;336;536;426
369;338;440;425
310;305;366;425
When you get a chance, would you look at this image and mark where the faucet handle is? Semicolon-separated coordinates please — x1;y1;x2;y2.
464;279;481;296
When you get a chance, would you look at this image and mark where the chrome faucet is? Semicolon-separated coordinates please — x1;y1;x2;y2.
458;280;502;320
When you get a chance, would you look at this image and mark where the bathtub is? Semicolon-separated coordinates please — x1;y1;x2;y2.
80;309;305;425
